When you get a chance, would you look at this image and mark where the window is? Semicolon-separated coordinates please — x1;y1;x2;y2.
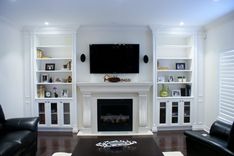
218;50;234;124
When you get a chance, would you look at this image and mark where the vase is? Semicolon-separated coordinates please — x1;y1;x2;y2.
160;84;169;97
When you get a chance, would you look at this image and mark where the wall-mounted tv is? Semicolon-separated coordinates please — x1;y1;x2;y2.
90;44;139;74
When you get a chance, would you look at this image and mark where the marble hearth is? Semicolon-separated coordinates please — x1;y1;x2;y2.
77;82;153;136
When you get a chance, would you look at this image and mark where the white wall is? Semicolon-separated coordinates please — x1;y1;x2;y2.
204;13;234;130
0;19;24;118
76;26;153;82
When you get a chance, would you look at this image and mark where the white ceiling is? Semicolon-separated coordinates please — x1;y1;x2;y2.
0;0;234;28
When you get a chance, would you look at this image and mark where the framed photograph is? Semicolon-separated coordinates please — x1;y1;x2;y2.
158;76;165;82
176;63;185;70
61;89;68;97
168;76;174;82
45;63;55;71
41;74;48;83
172;90;181;97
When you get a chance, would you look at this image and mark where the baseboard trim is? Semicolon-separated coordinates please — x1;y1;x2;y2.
152;126;158;132
157;126;192;131
192;124;205;130
38;127;73;132
77;130;153;136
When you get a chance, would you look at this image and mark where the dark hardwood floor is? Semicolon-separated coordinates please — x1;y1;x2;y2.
153;131;187;155
37;131;187;156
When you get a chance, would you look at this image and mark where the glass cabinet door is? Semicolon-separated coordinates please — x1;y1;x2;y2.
171;102;179;124
159;102;166;124
184;101;190;123
51;103;58;125
38;103;45;124
63;103;70;125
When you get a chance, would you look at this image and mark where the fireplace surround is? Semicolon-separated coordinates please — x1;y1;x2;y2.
77;82;153;136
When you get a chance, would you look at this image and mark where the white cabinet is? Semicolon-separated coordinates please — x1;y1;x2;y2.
154;29;196;130
36;100;72;128
158;99;192;128
32;31;77;132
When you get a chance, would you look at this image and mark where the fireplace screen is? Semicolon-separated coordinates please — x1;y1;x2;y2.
97;99;133;131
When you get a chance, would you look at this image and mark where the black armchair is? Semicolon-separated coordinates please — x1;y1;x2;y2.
184;120;234;156
0;105;39;156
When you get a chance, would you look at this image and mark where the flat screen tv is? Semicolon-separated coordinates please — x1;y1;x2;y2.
90;44;139;73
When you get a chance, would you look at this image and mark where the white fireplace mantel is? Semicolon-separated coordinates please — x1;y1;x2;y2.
77;82;153;136
77;82;153;93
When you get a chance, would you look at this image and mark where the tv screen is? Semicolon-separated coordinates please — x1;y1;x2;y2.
90;44;139;74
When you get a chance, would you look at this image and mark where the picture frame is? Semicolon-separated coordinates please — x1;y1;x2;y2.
61;89;68;97
45;63;55;71
41;74;48;83
168;76;174;82
176;63;185;70
172;90;181;97
158;76;165;82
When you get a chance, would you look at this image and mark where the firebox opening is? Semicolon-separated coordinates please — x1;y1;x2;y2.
97;99;133;131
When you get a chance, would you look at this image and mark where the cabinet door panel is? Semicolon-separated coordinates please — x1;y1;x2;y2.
183;101;191;123
159;102;167;124
38;102;46;124
171;101;179;124
63;103;70;125
51;103;58;125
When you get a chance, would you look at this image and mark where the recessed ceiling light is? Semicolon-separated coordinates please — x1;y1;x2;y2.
179;21;184;26
44;22;49;26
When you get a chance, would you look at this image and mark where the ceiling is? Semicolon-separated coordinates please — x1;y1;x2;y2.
0;0;234;28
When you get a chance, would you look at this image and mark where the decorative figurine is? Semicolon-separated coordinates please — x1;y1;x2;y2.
53;87;58;98
67;76;72;83
55;78;62;82
104;74;120;83
63;61;72;70
49;77;53;83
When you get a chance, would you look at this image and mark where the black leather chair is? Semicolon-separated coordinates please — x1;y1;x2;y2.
184;120;234;156
0;105;39;156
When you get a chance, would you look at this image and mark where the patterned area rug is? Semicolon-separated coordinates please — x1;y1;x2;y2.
163;151;184;156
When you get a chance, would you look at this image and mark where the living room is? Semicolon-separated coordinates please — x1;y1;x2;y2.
0;0;234;156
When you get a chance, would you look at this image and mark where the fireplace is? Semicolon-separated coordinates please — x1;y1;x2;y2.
97;99;133;131
77;82;153;136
